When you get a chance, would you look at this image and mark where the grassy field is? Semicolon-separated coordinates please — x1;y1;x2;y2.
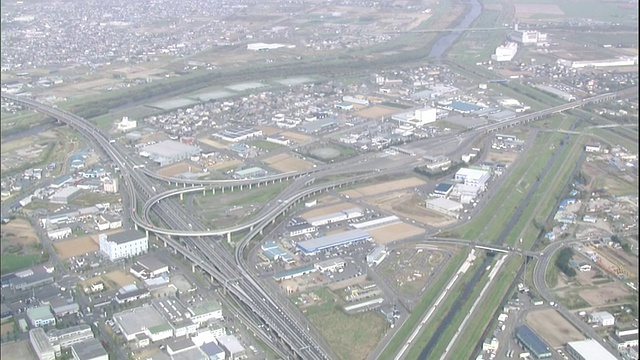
377;248;468;359
305;288;387;360
589;127;639;154
0;254;41;274
249;140;285;151
69;193;122;207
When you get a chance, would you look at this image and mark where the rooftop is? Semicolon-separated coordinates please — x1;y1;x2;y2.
141;140;200;158
296;229;371;253
136;256;168;272
567;339;617;360
515;325;551;357
113;305;168;336
71;338;108;360
106;229;147;244
216;334;245;354
26;305;54;321
190;300;222;316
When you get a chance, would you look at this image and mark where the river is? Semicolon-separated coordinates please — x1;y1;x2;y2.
428;0;483;59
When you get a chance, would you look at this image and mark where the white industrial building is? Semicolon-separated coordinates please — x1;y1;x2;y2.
342;95;370;106
49;186;82;204
391;107;437;127
47;227;72;240
27;306;56;327
188;301;223;325
492;42;518;62
557;56;637;69
216;334;246;359
99;229;148;261
314;257;346;272
509;28;547;45
116;117;137;132
140;140;201;167
70;338;108;360
367;245;388;266
589;311;615;326
306;208;363;227
247;42;295;51
425;198;463;218
114;306;173;342
566;339;617;360
450;183;482;204
454;168;491;189
585;144;602;153
102;178;118;193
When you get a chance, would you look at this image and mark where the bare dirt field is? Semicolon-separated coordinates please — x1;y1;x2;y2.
53;235;99;259
355;106;403;119
281;131;312;143
1;322;14;337
1;219;39;248
210;159;243;171
526;308;584;348
577;283;632;307
341;177;426;198
67;77;120;90
1;340;36;360
486;151;519;165
367;222;425;244
301;202;358;220
366;191;456;227
157;161;203;177
105;269;137;287
255;125;281;136
514;3;565;18
264;154;314;173
197;137;229;149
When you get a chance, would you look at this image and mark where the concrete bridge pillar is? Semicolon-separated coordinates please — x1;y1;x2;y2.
260;228;263;235
192;264;196;273
180;193;184;201
183;183;186;188
240;184;243;191
249;183;252;189
231;186;234;192
145;229;149;238
134;223;138;230
203;188;206;196
163;240;167;247
222;187;225;194
250;225;254;232
227;232;232;242
212;187;216;195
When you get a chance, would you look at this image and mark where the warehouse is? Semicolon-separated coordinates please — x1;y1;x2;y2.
70;338;108;360
589;311;615;326
139;140;201;166
566;339;617;360
27;306;56;327
314;257;346;272
306;208;363;227
515;325;552;359
233;167;268;179
261;241;294;263
286;218;316;237
114;306;172;342
216;334;246;359
47;227;72;240
297;118;338;134
425;198;463;218
454;168;491;189
296;229;372;255
49;186;82;204
367;245;388;266
213;127;262;143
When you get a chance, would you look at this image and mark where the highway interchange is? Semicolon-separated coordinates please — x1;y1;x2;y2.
1;85;636;359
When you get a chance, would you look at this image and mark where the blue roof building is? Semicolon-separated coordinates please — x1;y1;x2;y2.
515;325;552;359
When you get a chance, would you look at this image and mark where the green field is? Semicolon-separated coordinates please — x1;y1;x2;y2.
305;288;387;360
249;140;285;151
0;254;41;275
377;248;468;359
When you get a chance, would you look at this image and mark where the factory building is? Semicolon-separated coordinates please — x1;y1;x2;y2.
139;140;201;167
47;324;94;353
247;42;294;51
367;245;388;266
213;127;263;143
188;301;223;325
216;334;246;359
391;107;437;127
114;306;173;342
116;117;137;132
286;218;316;237
296;229;372;255
306;208;363;227
432;183;454;197
233;167;268;179
589;311;615;327
425;198;463;218
49;186;82;204
70;338;108;360
314;257;346;272
566;339;617;360
47;227;72;240
454;168;491;190
99;229;148;261
515;325;552;359
492;42;518;62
